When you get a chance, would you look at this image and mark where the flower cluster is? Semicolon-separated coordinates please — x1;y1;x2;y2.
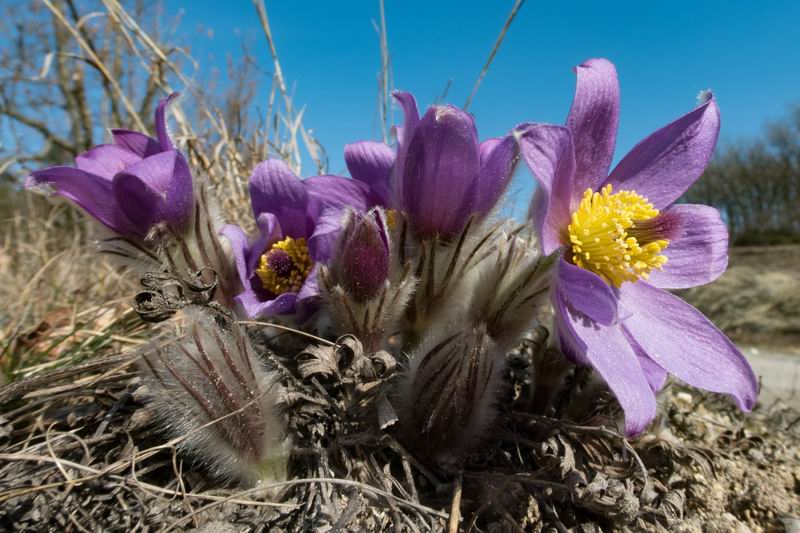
25;58;758;484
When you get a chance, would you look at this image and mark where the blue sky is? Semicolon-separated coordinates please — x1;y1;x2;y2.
165;0;800;208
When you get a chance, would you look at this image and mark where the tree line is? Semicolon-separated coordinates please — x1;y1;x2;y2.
683;106;800;245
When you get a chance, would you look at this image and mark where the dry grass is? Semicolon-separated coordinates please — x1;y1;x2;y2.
0;336;796;531
681;245;800;352
0;0;330;380
0;197;145;382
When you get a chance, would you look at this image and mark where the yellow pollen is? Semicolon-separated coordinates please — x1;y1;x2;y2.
567;184;669;287
384;209;398;230
255;236;313;295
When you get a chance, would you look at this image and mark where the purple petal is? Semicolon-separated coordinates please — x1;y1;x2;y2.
339;211;390;301
566;58;620;194
75;144;142;179
25;166;139;236
307;208;345;263
555;257;617;326
219;224;254;288
618;281;758;411
646;204;729;289
110;129;161;158
297;266;320;304
401;105;480;238
248;159;310;238
154;92;179;152
304;175;372;212
392;91;421;200
248;212;283;274
235;289;298;318
474;135;519;216
554;289;657;436
606;96;720;209
344;141;395;206
518;124;576;253
623;331;669;393
112;150;193;230
392;91;420;146
295;267;321;322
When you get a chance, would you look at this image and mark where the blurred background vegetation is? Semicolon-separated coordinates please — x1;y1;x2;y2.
683;108;800;246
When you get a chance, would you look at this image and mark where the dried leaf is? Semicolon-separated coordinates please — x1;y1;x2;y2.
297;345;340;380
377;397;399;429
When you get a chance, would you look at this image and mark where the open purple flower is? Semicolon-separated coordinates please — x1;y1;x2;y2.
344;91;519;240
222;159;374;318
26;94;192;239
519;58;758;435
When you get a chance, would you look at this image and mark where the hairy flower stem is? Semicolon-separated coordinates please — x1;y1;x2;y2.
156;185;238;308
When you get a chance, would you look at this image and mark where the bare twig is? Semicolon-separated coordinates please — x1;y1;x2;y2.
463;0;526;111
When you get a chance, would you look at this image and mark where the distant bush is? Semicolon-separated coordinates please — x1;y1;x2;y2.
682;107;800;246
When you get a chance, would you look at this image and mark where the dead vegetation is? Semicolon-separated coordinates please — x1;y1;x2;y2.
0;331;797;531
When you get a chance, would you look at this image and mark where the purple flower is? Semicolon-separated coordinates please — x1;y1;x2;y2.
26;94;192;239
221;159;374;318
519;58;758;436
344;91;519;240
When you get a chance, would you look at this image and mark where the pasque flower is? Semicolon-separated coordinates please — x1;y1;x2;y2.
26;93;192;239
519;58;758;435
344;91;519;240
222;159;375;318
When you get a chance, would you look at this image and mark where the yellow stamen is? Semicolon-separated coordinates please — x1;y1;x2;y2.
385;208;398;231
256;236;313;295
567;184;669;287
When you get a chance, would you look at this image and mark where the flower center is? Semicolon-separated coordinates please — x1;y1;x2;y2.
256;237;313;295
567;185;669;287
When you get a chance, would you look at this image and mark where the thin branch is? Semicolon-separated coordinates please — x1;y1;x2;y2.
40;0;146;130
463;0;526;111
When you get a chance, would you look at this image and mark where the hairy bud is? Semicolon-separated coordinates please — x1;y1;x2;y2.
467;228;556;353
138;308;289;487
395;322;505;459
320;208;415;352
336;210;390;302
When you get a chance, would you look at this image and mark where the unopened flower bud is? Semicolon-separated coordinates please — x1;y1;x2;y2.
396;323;504;459
337;210;390;302
139;308;289;488
320;208;415;353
